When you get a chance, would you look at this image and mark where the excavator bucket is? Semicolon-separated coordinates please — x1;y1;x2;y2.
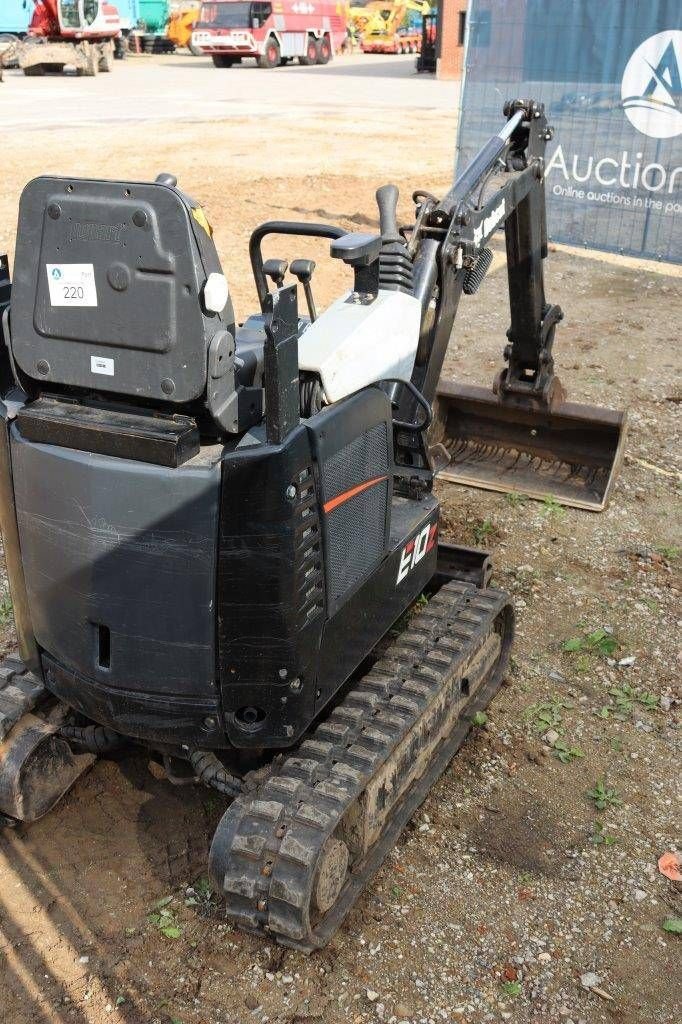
431;381;627;512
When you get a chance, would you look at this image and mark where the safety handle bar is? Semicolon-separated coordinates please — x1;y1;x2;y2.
380;378;432;432
249;220;346;311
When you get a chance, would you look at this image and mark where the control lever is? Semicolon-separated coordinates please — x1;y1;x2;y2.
375;183;402;243
289;259;317;321
263;258;289;289
375;184;413;293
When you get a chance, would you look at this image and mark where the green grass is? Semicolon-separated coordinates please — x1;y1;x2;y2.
523;696;573;733
562;627;618;658
587;780;622;811
505;491;528;508
540;495;566;517
590;820;617;846
472;518;495;545
605;683;659;718
552;739;584;764
0;595;14;626
147;896;183;939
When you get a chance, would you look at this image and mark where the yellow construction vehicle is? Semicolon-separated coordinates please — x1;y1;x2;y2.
167;0;201;53
350;0;431;54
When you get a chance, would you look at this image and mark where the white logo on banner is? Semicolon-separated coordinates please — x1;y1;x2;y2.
621;30;682;139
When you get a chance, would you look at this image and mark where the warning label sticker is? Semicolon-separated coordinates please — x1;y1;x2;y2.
46;264;98;307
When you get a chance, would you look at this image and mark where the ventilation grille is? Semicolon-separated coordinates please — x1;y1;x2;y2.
293;466;325;626
321;423;390;607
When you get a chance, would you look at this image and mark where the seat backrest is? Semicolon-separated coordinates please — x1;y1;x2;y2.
10;175;235;408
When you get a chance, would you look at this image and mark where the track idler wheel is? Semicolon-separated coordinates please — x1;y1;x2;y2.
312;836;349;915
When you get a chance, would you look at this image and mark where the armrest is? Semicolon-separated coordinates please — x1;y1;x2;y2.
330;232;382;267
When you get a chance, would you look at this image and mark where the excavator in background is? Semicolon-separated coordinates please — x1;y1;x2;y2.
350;0;430;55
17;1;122;76
167;1;202;53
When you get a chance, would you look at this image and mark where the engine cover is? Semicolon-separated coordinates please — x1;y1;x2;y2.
297;289;422;403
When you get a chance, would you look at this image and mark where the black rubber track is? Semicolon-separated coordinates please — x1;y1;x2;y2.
0;656;46;741
209;581;514;951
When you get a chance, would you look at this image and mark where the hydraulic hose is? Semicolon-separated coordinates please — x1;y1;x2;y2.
60;724;123;754
189;749;244;798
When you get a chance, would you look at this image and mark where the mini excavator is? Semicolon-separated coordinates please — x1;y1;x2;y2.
0;100;624;949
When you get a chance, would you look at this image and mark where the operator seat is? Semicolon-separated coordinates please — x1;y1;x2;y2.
8;174;253;436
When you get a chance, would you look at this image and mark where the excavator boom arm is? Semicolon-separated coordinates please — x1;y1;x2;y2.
405;99;626;512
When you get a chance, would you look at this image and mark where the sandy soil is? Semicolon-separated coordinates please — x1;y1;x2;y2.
0;59;680;1024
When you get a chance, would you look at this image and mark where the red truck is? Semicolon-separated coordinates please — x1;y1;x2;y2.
192;0;347;68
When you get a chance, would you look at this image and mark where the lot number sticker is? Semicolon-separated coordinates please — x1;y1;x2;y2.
46;264;98;307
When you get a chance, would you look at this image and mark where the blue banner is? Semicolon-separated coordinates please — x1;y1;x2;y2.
457;1;682;263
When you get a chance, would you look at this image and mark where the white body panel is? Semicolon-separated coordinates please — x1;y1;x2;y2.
192;29;258;50
298;289;422;403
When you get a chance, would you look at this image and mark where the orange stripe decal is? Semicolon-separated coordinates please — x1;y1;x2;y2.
323;475;388;514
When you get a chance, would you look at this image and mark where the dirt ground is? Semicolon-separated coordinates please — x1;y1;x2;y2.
0;56;680;1024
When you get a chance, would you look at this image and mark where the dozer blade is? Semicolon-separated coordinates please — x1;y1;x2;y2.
431;381;627;512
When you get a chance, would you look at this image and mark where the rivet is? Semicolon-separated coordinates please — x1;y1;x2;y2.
161;377;175;395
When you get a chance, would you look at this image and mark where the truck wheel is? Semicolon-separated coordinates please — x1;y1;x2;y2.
258;38;280;68
316;36;332;65
98;43;114;73
298;36;318;66
212;54;236;67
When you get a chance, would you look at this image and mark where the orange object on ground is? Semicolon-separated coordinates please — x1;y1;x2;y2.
658;851;682;881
